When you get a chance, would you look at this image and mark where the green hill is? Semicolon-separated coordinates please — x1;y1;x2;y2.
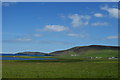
50;45;119;58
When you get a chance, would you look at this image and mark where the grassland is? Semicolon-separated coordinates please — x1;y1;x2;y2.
2;56;118;78
79;50;119;57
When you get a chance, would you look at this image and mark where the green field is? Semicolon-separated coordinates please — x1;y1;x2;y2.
79;50;119;57
2;56;118;78
62;50;119;57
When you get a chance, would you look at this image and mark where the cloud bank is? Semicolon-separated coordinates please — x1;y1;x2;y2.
37;25;68;32
94;13;104;17
101;5;120;18
69;14;90;27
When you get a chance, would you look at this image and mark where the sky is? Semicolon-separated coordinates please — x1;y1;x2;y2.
2;2;119;53
2;0;120;2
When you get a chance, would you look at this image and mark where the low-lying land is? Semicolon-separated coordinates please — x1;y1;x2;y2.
2;45;119;78
2;56;118;78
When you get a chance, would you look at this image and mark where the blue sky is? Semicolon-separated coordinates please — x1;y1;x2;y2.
2;2;119;53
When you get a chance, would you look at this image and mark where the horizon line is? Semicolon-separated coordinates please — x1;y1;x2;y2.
1;44;119;54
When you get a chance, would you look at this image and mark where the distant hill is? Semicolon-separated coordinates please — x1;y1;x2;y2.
16;45;119;57
17;52;46;55
49;45;119;57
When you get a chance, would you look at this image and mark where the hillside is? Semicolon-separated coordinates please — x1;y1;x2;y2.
17;52;46;55
16;45;119;57
49;45;119;57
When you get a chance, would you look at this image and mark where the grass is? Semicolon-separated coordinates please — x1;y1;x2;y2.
2;56;118;78
53;50;119;58
77;50;119;57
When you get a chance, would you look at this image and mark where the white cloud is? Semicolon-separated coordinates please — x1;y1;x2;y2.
68;14;90;27
82;15;91;20
106;35;119;39
94;13;103;17
91;22;109;26
16;38;32;42
67;33;85;38
33;34;42;37
101;5;120;18
37;41;75;45
37;25;68;32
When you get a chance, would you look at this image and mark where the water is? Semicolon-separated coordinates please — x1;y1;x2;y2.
0;54;57;60
1;57;57;60
1;54;51;56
